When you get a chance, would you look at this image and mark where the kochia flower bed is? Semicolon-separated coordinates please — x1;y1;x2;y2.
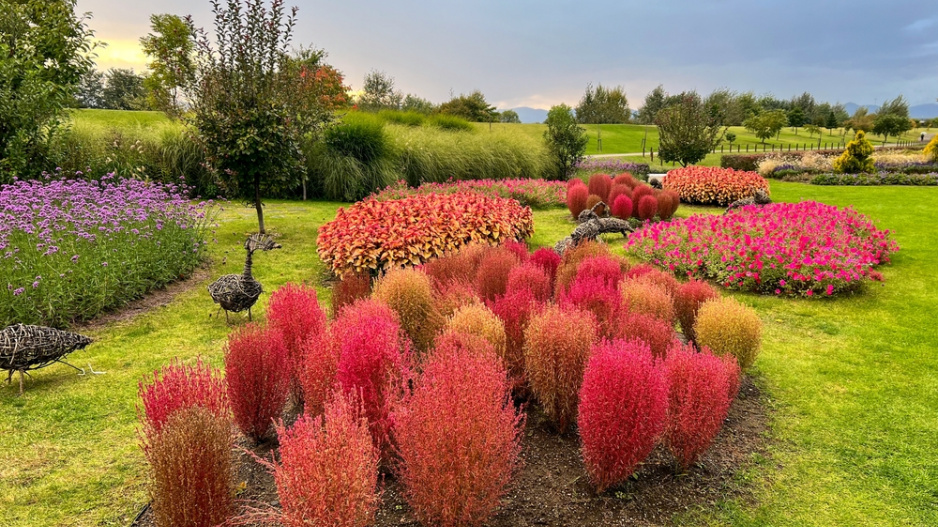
0;173;215;327
627;202;899;297
369;179;566;208
317;192;534;275
663;166;769;206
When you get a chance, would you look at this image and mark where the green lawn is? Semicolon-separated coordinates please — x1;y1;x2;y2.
1;185;936;526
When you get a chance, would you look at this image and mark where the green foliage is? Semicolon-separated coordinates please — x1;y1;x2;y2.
358;70;402;111
402;93;435;114
378;109;426;126
140;14;196;117
188;0;316;233
307;113;396;201
73;69;105;109
725;131;737;143
437;90;498;122
543;104;588;180
499;109;521;123
575;83;630;124
873;113;913;143
744;109;788;143
787;107;806;127
101;68;149;111
655;91;724;167
0;0;95;180
427;113;473;131
637;85;668;124
833;131;875;173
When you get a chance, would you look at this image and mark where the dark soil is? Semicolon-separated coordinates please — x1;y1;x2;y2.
133;377;767;527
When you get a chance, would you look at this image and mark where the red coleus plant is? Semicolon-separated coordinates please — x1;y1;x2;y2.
662;166;770;206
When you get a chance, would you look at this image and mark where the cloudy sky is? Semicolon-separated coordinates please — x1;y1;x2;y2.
76;0;938;110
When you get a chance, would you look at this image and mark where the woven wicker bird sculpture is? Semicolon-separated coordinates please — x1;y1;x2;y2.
208;233;281;323
1;324;93;395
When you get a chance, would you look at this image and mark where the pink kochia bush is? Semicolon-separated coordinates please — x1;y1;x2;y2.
627;201;899;296
663;343;740;471
331;299;410;457
394;344;524;527
272;395;380;527
266;283;328;393
566;182;589;219
578;339;668;492
138;358;229;436
224;324;292;442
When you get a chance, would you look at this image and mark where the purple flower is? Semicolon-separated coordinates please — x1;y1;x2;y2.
101;262;108;267
71;255;80;262
13;288;24;296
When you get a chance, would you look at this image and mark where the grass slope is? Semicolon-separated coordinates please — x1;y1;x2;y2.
1;185;935;526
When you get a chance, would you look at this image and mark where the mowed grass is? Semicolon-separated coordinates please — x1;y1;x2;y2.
1;184;936;526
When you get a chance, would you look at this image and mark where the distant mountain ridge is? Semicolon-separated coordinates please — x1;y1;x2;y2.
844;102;938;119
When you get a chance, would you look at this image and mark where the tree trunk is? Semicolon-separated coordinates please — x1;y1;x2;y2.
254;176;265;234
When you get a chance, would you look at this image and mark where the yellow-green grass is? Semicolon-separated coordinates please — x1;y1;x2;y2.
2;184;937;526
66;109;182;140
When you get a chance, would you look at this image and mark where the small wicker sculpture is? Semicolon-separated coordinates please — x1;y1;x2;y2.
725;189;772;214
1;324;93;395
208;233;282;323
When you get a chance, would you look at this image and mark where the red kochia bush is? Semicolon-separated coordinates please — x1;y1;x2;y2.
567;178;586;189
474;247;520;302
298;328;340;418
559;275;623;339
630;184;654;214
615;312;677;359
588;173;613;202
566;184;589;218
573;255;624;292
585;194;606;216
675;280;720;342
530;248;561;288
267;283;327;394
608;183;631;206
578;339;668;492
145;407;233;527
138;358;229;436
225;324;291;442
488;288;540;388
613;172;637;187
523;305;598;432
332;272;373;318
394;345;524;527
506;261;552;302
611;194;633;220
502;240;530;262
332;299;410;457
637;194;659;221
273;395;380;527
663;343;739;471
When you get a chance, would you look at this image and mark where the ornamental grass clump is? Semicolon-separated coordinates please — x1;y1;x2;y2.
675;280;719;342
0;173;215;327
694;297;762;370
373;267;443;355
443;303;508;363
394;344;524;527
578;339;668;493
271;395;380;527
224;324;291;443
523;305;598;432
627;201;899;296
663;343;739;472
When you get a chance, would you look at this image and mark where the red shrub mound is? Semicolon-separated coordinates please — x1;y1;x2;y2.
559;275;623;339
273;395;380;527
506;261;552;302
298;328;340;418
675;280;719;342
433;330;497;362
611;194;633;220
630;267;681;298
566;183;589;219
225;324;292;442
502;240;530;263
433;280;480;319
554;241;613;294
662;166;769;206
394;345;524;527
317;192;534;275
619;279;675;324
637;194;659;221
267;283;328;391
144;407;234;527
608;183;631;206
567;178;586;189
373;267;443;355
585;194;606;216
332;272;373;318
588;173;613;202
613;172;637;187
578;339;668;492
423;249;477;289
523;305;598;432
615;312;676;359
573;255;624;292
474;246;521;302
332;299;410;456
658;189;681;220
663;343;739;471
530;248;561;287
630;184;654;215
489;288;540;388
138;358;228;435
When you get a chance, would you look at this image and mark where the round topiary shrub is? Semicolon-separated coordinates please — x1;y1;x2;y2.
474;246;521;302
566;183;589;219
587;173;612;202
585;194;606;216
674;280;719;343
611;194;633;220
619;279;675;324
833;131;875;174
373;268;443;356
694;297;762;370
637;194;659;221
506;261;552;302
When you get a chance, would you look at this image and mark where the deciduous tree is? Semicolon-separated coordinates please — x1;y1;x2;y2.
438;90;498;122
140;14;196;117
544;104;587;180
575;83;630;124
358;70;402;112
655;92;724;167
744;109;788;143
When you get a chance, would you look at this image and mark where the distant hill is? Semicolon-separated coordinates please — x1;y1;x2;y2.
843;102;937;119
502;107;549;124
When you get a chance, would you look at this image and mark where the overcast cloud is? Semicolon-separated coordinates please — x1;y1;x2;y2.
77;0;938;110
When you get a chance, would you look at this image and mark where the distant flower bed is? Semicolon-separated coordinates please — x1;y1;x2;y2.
317;192;534;275
663;166;769;206
811;172;938;186
369;179;566;208
626;201;899;297
0;173;216;326
575;159;651;180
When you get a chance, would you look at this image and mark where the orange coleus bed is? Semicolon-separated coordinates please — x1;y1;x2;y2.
317;193;534;275
662;166;769;206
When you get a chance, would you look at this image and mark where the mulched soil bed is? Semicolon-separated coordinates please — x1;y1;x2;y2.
134;376;767;527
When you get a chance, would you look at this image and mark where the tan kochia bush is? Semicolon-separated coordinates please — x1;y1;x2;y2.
373;267;443;355
619;279;675;324
523;305;598;432
444;303;507;363
694;297;762;370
